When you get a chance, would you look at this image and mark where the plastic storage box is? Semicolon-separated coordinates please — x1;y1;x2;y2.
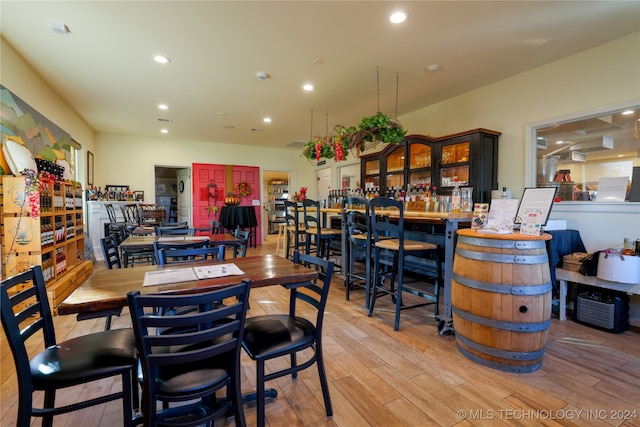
596;251;640;284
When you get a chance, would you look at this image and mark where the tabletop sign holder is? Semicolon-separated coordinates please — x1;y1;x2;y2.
481;199;519;234
515;187;557;235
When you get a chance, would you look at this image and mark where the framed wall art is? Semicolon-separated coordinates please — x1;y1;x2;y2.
87;151;94;186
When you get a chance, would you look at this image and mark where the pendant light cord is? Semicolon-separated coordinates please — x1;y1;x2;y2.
376;66;380;113
395;72;399;120
325;111;329;134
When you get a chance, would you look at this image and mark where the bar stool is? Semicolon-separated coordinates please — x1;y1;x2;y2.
342;196;374;308
303;198;341;261
284;200;306;259
275;222;287;257
368;197;442;331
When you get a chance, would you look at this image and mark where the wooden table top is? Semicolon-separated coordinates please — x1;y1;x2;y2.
457;228;552;241
58;254;318;315
120;233;242;250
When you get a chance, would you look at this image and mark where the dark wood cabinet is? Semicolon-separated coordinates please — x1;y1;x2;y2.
361;128;500;203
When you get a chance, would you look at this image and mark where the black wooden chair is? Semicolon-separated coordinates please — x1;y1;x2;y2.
231;229;250;258
210;220;224;234
101;234;122;269
303;198;341;261
283;200;306;260
343;196;375;308
96;234;125;329
160;221;188;228
156;245;226;266
242;251;334;427
156;226;194;236
152;240;208;265
1;266;138;427
368;197;442;331
110;224;155;267
120;204;141;234
127;281;251;427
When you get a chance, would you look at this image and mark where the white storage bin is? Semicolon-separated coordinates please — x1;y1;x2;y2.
597;251;640;284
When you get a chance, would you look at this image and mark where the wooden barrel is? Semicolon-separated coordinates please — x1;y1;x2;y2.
452;229;552;373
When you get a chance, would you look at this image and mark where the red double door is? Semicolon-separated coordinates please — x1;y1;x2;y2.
192;163;261;246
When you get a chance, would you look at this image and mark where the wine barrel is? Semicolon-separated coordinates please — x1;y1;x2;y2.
452;229;552;373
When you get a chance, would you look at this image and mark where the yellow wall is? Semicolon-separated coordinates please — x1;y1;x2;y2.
93;133;315;199
398;32;640;195
1;36;316;197
1;38;95;182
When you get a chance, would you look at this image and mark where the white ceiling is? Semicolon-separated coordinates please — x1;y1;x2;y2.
2;1;639;150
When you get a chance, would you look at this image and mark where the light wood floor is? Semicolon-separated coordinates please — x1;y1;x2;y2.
2;235;640;426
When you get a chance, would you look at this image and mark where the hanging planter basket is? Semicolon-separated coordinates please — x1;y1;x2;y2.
301;112;406;162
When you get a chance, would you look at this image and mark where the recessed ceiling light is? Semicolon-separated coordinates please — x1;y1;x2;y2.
160;129;169;134
250;128;262;132
153;55;171;64
390;11;409;24
222;125;235;129
158;104;168;110
303;84;314;91
263;117;272;123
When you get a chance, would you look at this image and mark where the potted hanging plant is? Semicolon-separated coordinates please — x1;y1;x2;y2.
350;111;406;152
301;112;406;162
302;125;356;162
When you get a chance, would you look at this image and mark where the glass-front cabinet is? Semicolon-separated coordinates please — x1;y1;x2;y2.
363;158;380;189
408;139;432;189
361;129;500;203
385;145;405;189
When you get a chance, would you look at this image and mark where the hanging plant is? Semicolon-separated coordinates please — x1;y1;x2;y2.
301;113;406;162
236;181;252;197
302;125;356;162
351;112;406;149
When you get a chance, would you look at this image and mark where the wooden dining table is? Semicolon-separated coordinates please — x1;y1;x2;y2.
119;233;243;267
58;254;319;316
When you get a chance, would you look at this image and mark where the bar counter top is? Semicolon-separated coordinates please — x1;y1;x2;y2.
320;207;473;220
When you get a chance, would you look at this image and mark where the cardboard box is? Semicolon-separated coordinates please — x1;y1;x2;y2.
562;252;588;272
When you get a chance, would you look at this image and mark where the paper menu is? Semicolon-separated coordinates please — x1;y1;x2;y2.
143;263;246;287
519;208;545;235
143;267;198;287
193;264;245;279
485;198;519;231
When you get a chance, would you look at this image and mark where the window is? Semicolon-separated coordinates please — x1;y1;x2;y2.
529;102;640;201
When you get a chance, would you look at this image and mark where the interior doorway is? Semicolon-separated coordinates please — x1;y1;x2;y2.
263;170;292;237
154;165;190;225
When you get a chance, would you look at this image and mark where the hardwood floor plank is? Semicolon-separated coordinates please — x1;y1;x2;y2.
329;350;402;404
331;376;406;426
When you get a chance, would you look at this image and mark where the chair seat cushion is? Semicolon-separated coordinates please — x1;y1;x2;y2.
156;367;230;397
375;238;437;252
242;315;315;360
30;328;136;389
